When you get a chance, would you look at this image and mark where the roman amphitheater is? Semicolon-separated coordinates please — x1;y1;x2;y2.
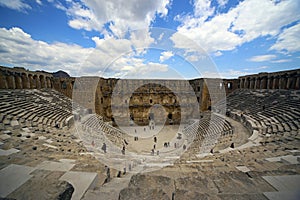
0;65;299;200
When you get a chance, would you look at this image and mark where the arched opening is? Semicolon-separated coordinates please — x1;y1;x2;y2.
61;81;67;89
40;75;45;88
227;82;233;90
32;75;38;89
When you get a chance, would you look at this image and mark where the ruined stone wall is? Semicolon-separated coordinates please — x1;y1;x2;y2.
0;66;75;98
1;65;299;124
0;66;53;89
52;77;75;99
95;79;198;125
239;69;300;90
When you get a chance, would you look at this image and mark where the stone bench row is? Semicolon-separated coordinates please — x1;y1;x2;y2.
0;89;73;129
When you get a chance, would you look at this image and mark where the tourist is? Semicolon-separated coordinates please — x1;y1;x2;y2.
157;150;159;155
122;145;125;155
102;142;107;153
117;171;121;177
55;122;59;129
123;166;126;175
151;149;154;155
129;163;132;171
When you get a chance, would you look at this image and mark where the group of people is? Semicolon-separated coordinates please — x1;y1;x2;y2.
151;136;159;155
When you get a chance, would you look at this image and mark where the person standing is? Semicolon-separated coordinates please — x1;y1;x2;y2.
102;143;107;153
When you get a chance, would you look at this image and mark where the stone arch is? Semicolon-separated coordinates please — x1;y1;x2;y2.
61;81;67;89
71;81;75;90
32;75;38;89
40;75;46;88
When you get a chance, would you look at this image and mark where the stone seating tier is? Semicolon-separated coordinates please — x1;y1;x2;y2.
0;89;73;130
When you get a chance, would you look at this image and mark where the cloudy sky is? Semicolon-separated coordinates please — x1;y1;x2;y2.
0;0;299;79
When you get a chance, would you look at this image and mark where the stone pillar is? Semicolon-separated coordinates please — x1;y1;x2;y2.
0;73;8;89
36;75;41;89
261;76;267;89
286;75;293;89
254;78;257;89
31;75;37;89
22;73;30;89
267;76;272;89
7;75;16;89
15;74;23;89
239;78;244;89
273;76;279;89
46;77;52;88
282;75;287;89
295;75;300;90
250;78;255;89
278;75;287;89
28;74;32;88
244;78;248;89
244;78;250;89
256;78;261;89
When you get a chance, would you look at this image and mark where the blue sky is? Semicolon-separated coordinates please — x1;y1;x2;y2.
0;0;299;79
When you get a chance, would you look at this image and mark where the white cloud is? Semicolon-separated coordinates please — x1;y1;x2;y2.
217;0;228;7
172;0;300;55
0;27;92;76
271;59;292;63
202;69;248;79
214;51;223;57
36;0;42;5
193;0;215;19
258;66;269;70
0;0;31;11
270;23;300;53
58;0;171;37
159;51;174;62
232;0;300;42
248;54;276;62
0;27;168;77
